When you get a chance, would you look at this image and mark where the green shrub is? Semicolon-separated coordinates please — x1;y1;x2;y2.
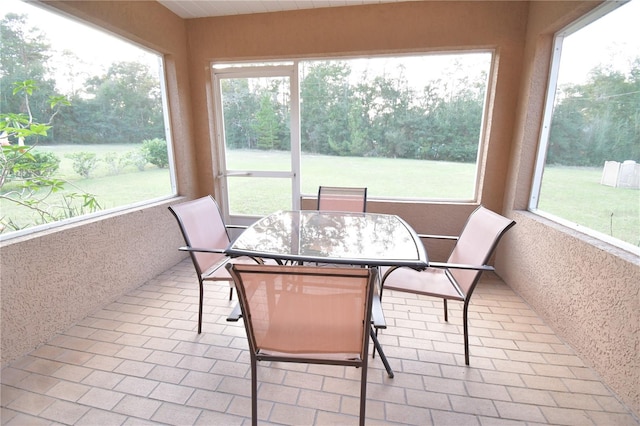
103;151;129;175
66;152;98;178
125;150;148;171
6;148;60;180
141;138;168;168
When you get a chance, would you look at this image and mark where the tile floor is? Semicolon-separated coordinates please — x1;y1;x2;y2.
1;259;638;425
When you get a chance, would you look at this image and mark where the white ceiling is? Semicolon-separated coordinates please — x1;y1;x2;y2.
157;0;405;19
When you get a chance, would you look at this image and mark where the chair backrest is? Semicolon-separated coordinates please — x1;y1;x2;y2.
317;186;367;212
447;206;515;297
168;195;230;276
227;263;375;360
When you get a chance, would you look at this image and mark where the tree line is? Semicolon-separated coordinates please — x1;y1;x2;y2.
2;12;638;166
222;61;488;163
222;58;639;166
548;62;640;166
1;13;164;147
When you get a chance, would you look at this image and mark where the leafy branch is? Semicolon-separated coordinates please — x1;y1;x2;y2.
0;81;101;233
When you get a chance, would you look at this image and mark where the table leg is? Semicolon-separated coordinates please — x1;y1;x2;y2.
370;327;394;378
227;303;242;322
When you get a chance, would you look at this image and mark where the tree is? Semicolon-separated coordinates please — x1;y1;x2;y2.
221;78;261;149
72;61;164;144
254;92;281;150
0;13;57;141
547;94;589;165
548;61;640;166
300;62;352;155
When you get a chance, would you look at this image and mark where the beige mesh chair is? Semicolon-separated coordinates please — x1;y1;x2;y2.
227;263;376;426
169;195;265;334
380;206;515;365
317;186;367;212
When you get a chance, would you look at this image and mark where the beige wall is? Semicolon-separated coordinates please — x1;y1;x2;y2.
0;1;192;365
1;0;638;417
1;201;185;364
500;0;640;415
186;1;528;211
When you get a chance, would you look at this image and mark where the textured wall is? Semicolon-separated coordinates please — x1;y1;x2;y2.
499;0;640;416
1;0;194;367
499;212;639;416
1;201;186;366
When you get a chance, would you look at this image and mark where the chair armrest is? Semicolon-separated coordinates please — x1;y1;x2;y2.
225;224;247;230
428;261;495;272
179;246;225;254
370;294;386;329
418;234;459;241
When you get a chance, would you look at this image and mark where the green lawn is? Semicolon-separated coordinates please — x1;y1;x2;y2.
1;144;172;230
538;166;639;246
2;146;638;247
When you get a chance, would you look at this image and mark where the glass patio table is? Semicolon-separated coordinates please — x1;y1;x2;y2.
225;210;429;378
225;210;428;268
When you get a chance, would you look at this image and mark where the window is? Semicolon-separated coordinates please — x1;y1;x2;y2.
0;1;175;239
531;1;639;252
214;52;492;218
299;54;492;200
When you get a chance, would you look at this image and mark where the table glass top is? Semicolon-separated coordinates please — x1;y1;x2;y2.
226;210;428;267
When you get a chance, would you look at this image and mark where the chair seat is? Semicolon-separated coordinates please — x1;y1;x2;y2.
382;267;465;301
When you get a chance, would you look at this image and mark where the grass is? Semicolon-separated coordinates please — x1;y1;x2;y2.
227;150;476;199
538;166;639;246
1;144;172;230
2;146;638;247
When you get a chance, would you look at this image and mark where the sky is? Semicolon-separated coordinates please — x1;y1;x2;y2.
558;0;640;85
4;0;161;94
3;0;639;93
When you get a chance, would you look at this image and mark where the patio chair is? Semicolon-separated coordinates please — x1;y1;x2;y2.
380;205;515;365
227;263;376;426
168;195;265;334
317;186;367;212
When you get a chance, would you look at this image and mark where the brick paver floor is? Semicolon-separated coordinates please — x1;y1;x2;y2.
2;259;638;425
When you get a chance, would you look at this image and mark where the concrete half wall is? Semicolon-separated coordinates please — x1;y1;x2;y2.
1;200;186;365
499;212;639;416
501;0;640;415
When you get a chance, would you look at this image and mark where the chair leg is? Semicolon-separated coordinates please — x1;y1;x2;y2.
251;358;258;426
359;370;367;426
198;282;204;334
372;327;378;359
463;302;470;366
229;287;233;301
443;299;448;322
359;345;369;426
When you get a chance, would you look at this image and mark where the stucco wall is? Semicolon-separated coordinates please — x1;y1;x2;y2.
499;213;640;415
1;0;194;366
1;201;186;365
499;0;640;416
185;1;528;212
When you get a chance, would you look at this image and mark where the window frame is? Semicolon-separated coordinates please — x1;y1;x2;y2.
210;50;495;218
0;5;177;242
529;1;639;255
